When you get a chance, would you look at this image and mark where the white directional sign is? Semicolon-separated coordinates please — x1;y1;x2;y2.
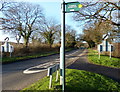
0;37;14;57
47;64;59;76
47;64;59;89
97;40;113;52
1;42;14;53
97;34;114;58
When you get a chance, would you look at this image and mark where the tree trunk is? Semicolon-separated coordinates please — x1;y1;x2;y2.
24;38;29;48
87;40;95;48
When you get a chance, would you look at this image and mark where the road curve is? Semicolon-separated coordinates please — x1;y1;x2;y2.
2;49;84;91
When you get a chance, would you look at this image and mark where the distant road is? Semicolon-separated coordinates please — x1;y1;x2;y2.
2;49;84;91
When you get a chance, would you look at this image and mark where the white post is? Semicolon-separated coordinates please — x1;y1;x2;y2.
49;75;52;89
10;52;12;57
1;51;2;62
56;70;59;82
98;51;100;59
60;0;65;91
109;44;112;59
110;51;111;59
60;47;63;85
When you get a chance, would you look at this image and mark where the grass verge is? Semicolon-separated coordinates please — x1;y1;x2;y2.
2;51;58;64
88;49;120;68
21;69;120;92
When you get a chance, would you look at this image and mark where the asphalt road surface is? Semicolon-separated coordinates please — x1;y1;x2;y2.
2;49;84;91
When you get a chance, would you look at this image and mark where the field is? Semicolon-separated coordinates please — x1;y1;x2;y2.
88;49;120;68
21;69;120;92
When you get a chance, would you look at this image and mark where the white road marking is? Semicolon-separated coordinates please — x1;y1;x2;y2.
66;50;79;56
23;50;81;74
23;61;59;74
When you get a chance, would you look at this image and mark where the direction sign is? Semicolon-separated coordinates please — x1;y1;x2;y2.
66;2;82;12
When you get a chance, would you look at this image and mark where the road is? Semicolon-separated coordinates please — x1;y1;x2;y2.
2;49;84;91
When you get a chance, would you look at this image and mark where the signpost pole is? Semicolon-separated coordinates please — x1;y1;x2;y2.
60;0;65;91
49;75;52;89
56;70;59;82
99;51;100;59
0;51;2;62
110;45;112;59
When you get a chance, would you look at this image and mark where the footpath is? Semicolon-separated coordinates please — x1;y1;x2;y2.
67;50;120;82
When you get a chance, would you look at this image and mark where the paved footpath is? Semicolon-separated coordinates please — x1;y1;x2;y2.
67;50;120;82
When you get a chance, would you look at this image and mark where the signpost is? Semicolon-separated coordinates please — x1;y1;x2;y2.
60;1;82;91
0;37;14;58
66;2;82;12
47;64;59;89
97;35;114;59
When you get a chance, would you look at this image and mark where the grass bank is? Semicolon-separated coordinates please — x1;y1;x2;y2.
21;69;120;92
88;49;120;68
1;48;76;64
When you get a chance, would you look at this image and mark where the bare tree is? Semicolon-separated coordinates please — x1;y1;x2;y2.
1;2;44;48
73;2;120;27
39;18;59;48
0;0;13;11
81;21;113;48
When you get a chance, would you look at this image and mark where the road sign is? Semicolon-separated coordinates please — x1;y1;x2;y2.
47;64;59;89
47;64;59;76
97;39;114;59
66;2;82;12
0;37;14;57
1;42;14;53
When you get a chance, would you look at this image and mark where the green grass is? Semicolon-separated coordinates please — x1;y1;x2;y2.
1;51;59;64
88;49;120;68
21;69;120;92
21;70;61;92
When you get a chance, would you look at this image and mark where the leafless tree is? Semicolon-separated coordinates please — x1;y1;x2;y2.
81;21;113;48
0;0;13;11
1;2;44;48
73;2;120;27
39;18;60;48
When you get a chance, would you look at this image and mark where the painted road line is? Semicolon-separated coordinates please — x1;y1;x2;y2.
66;50;87;67
23;61;59;74
23;50;82;74
66;50;79;56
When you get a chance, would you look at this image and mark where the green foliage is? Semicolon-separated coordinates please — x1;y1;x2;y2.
88;49;120;68
21;69;120;92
